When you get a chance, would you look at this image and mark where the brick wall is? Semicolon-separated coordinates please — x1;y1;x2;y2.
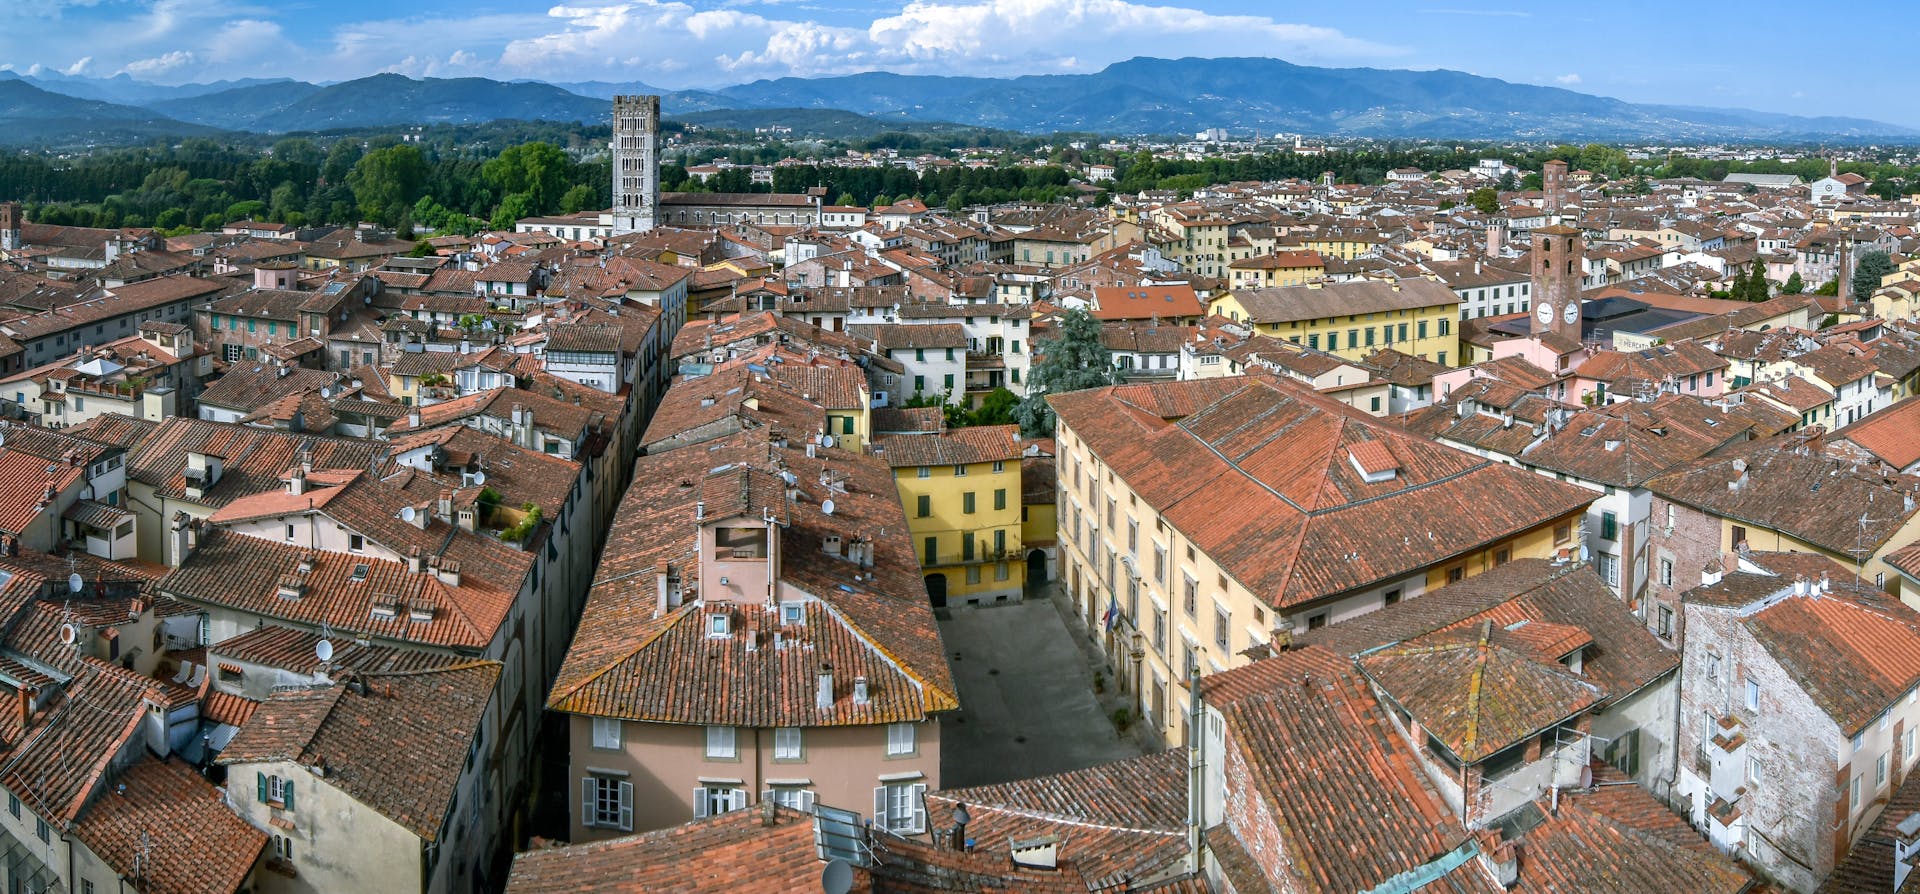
1220;731;1300;894
1644;495;1729;649
1678;601;1843;893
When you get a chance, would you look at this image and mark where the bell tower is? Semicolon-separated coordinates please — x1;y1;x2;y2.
0;202;19;253
1542;159;1568;220
1530;224;1584;341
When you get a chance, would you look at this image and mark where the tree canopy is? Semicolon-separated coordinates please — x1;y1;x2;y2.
1014;308;1120;437
1852;250;1896;299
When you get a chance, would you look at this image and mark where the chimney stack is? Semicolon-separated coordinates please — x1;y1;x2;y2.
816;663;834;710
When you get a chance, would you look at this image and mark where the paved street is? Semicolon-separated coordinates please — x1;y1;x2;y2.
938;588;1147;789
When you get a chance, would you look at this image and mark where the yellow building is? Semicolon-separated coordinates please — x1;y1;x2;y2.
1208;279;1461;367
1049;375;1594;747
875;425;1026;606
1294;233;1386;261
1146;204;1233;278
1226;250;1326;290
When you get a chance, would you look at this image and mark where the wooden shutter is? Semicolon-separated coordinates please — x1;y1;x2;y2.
693;787;709;819
256;772;267;802
618;781;634;832
581;778;598;828
909;783;927;834
282;780;294;811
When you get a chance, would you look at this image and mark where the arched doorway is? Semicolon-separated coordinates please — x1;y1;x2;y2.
1026;549;1048;585
924;573;948;609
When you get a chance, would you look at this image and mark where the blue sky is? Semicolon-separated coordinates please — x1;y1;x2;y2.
4;0;1909;127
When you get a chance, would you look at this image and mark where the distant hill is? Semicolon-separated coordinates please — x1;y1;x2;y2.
177;74;611;133
4;57;1915;144
0;77;218;145
674;107;986;138
146;80;325;129
700;57;1920;140
10;71;292;106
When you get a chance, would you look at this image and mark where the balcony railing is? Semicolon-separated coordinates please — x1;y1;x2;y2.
920;541;1023;567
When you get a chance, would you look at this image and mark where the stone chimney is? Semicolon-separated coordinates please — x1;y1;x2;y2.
816;663;834;710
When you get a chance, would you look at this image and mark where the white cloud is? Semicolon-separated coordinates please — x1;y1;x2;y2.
1554;73;1581;85
123;50;195;77
497;0;1396;85
60;55;90;76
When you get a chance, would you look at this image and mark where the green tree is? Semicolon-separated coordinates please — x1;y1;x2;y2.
1468;188;1498;215
1783;271;1805;294
1014;308;1120;437
482;142;573;215
835;192;857;207
559;183;597;215
970;387;1019;427
1743;258;1768;301
1852;250;1896;299
348;145;427;225
1728;266;1749;301
1815;279;1840;296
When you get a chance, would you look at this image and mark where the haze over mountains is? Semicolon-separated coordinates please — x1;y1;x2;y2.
0;56;1912;146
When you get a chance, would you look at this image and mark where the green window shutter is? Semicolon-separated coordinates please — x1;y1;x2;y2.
256;772;267;802
283;780;295;810
994;489;1006;511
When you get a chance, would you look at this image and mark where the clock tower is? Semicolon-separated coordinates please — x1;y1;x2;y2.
1531;224;1584;341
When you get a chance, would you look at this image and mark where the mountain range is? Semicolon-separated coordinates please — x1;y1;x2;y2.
0;57;1913;146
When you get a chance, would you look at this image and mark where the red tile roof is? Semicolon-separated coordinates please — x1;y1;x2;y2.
1051;376;1594;610
72;758;267;894
219;661;500;840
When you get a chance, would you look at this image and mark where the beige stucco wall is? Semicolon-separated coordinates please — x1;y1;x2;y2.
566;715;941;838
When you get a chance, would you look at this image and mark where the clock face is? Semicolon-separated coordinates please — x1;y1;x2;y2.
1564;303;1580;325
1536;302;1554;325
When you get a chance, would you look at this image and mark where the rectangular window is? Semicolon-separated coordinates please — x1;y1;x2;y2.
1731;525;1746;548
917;466;931;479
695;785;745;819
1214;605;1231;650
705;725;737;759
1600;511;1618;541
886;722;916;756
1878;754;1889;786
591;717;622;750
995;489;1007;511
1744;679;1759;711
584;776;634;830
875;782;927;834
1153;545;1167;584
954;465;968;477
917;495;931;517
348;534;365;552
1182;574;1198;617
963;492;976;514
774;727;803;760
925;536;938;565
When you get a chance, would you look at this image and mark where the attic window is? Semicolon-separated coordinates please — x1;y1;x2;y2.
1346;442;1399;484
708;613;731;638
350;564;370;581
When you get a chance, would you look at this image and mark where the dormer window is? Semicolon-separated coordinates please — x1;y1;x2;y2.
782;603;804;626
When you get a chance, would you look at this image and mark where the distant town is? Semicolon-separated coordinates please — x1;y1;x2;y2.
0;86;1913;894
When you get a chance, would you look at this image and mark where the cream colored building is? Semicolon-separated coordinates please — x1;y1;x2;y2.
1049;375;1594;747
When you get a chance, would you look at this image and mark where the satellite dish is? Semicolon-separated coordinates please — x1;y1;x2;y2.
399;506;416;523
821;499;835;516
315;639;334;663
1577;765;1594;789
820;859;853;894
57;623;76;645
320;387;332;399
821;435;836;449
67;573;83;595
472;471;486;485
